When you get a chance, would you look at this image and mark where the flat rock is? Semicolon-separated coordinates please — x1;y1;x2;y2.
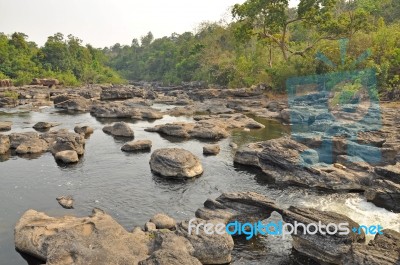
33;121;60;130
0;121;12;131
122;140;152;152
375;163;400;184
15;209;150;265
9;132;39;149
365;179;400;213
150;148;203;178
55;150;79;164
103;122;134;138
150;213;176;230
16;138;49;154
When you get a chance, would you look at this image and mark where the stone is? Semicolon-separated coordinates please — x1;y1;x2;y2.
0;134;10;154
375;163;400;184
56;195;74;209
150;214;176;230
53;94;90;112
33;121;60;130
49;132;85;155
74;125;94;135
55;150;79;164
343;229;400;265
365;180;400;213
145;222;157;232
122;140;152;152
102;122;134;138
150;148;203;178
282;207;365;265
9;132;39;149
203;144;220;155
15;138;49;154
15;209;150;265
0;121;12;131
100;86;144;100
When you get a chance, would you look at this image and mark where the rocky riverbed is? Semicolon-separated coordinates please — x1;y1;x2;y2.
0;84;399;264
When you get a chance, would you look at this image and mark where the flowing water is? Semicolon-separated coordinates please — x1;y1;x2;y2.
0;104;399;265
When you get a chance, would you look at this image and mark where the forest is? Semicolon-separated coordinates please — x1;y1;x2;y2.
1;0;400;97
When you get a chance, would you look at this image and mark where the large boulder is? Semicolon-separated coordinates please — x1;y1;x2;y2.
282;207;366;265
90;101;163;120
16;138;49;154
0;134;10;154
100;86;144;100
365;179;400;213
343;229;400;265
9;132;40;149
53;94;90;112
103;122;134;138
150;148;203;178
48;131;86;156
55;150;79;164
14;209;150;265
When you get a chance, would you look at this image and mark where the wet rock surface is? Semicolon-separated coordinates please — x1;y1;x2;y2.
55;150;79;164
122;139;152;152
203;144;220;155
56;195;74;209
149;148;203;178
103;122;134;138
0;121;12;131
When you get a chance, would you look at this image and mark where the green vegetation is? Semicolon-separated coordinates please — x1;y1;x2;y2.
0;32;124;86
1;0;400;98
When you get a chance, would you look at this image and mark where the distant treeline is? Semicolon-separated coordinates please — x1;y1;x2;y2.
1;0;400;96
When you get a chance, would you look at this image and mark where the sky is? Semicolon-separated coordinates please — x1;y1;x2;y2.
0;0;300;48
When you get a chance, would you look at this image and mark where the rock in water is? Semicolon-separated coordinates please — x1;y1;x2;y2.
122;140;152;152
149;148;203;178
56;195;74;209
15;138;49;154
33;122;60;131
74;125;94;135
203;144;220;155
102;122;134;138
150;213;176;230
0;135;10;154
14;209;150;264
0;121;12;131
55;150;79;164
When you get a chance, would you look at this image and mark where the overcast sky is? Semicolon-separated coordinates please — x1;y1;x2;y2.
0;0;300;48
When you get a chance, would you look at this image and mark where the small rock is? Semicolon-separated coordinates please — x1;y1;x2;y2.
122;140;152;152
55;150;79;163
103;122;134;138
150;213;176;230
145;222;157;232
33;122;60;131
203;144;220;155
74;125;94;135
334;163;347;170
229;142;238;149
0;121;12;131
0;134;10;154
56;196;74;209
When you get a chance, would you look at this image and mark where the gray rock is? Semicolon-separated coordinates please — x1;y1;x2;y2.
145;222;157;232
33;122;60;130
74;125;94;135
122;140;152;152
365;180;400;213
53;94;90;112
150;148;203;178
55;150;79;164
375;163;400;184
49;132;85;155
9;132;39;149
103;122;134;138
100;86;144;100
203;144;220;155
16;138;49;154
150;214;176;230
343;229;400;265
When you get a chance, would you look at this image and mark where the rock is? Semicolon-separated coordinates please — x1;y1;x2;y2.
90;101;162;120
234;142;269;166
16;138;49;154
74;125;94;135
55;150;79;164
100;86;144;100
343;229;400;265
0;121;12;131
176;219;234;264
33;122;60;130
375;163;400;184
282;207;365;265
0;134;10;154
103;122;134;138
150;148;203;178
49;132;85;156
139;231;202;265
203;144;220;155
229;142;238;149
9;132;39;149
56;195;74;209
31;78;59;87
15;209;150;265
195;192;281;223
0;79;13;87
53;94;90;112
122;140;152;152
365;180;400;213
145;222;157;232
150;214;176;230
